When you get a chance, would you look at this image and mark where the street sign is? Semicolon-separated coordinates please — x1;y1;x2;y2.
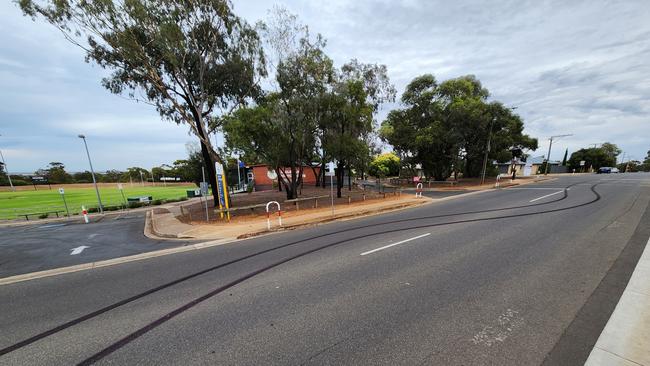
326;162;336;176
215;162;230;220
200;182;209;195
58;188;65;195
580;160;586;166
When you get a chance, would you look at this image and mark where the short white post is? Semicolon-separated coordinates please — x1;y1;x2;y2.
495;175;501;188
415;182;423;198
266;201;281;230
82;205;89;224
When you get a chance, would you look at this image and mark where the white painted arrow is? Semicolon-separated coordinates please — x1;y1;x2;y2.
70;246;90;255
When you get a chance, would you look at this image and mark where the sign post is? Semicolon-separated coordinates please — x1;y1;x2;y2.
327;162;336;215
215;162;231;221
201;167;209;222
58;188;70;217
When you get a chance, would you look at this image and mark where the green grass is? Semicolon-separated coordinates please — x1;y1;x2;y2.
0;184;197;220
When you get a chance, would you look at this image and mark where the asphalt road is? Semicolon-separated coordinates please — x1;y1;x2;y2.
0;213;194;278
0;190;463;279
0;173;649;365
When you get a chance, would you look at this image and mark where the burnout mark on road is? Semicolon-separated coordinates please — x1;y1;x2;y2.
471;309;524;347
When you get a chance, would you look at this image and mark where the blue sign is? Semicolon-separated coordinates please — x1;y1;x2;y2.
215;162;226;209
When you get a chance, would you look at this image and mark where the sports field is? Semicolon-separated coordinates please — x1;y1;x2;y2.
0;184;197;220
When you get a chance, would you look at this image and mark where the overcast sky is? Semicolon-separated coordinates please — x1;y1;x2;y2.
1;0;649;172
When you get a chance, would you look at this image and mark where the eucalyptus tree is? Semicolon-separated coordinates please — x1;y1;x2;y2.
321;60;395;197
382;74;537;180
19;0;266;204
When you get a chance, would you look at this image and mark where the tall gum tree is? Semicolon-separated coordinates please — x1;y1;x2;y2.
19;0;266;204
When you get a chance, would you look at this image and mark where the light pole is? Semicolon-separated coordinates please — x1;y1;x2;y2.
544;134;573;175
78;134;104;214
0;134;15;191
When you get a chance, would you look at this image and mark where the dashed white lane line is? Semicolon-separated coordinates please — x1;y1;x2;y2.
360;233;431;256
529;190;564;203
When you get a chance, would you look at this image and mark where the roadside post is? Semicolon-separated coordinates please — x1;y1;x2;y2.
215;162;231;221
81;205;89;224
58;188;70;217
201;167;209;222
265;201;282;230
495;174;502;188
327;161;335;215
117;183;127;208
415;182;423;198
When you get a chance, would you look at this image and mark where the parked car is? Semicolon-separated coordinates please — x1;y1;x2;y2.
597;167;614;174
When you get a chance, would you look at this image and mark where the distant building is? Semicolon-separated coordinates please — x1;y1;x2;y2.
249;164;321;191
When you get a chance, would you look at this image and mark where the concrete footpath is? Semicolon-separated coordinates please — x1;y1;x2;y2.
585;235;650;366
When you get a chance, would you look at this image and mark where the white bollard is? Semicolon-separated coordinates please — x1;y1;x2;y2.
495;175;501;188
82;205;89;224
265;201;281;230
415;182;423;198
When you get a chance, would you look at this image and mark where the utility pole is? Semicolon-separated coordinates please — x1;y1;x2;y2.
480;117;496;185
0;134;15;191
480;106;517;185
544;134;573;175
78;134;104;214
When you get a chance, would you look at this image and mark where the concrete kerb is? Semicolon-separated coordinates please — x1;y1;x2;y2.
1;181;548;286
584;235;650;366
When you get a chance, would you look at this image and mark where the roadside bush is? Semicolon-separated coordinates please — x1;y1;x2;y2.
151;199;163;205
38;213;49;219
87;207;99;213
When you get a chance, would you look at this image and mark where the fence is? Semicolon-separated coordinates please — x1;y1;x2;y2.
177;186;402;224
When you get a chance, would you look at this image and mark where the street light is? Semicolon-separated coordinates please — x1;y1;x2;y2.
78;134;104;214
544;134;573;175
0;134;15;191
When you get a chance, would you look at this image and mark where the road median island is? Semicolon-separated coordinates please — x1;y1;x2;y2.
146;192;435;241
147;176;555;241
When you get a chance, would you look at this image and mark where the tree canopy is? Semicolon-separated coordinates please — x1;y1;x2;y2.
567;143;620;171
380;74;537;180
20;0;266;204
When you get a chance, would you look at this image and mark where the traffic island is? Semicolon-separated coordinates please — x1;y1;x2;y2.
145;192;433;240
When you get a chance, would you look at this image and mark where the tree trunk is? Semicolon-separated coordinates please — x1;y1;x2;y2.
348;167;352;191
196;128;219;206
336;162;344;198
312;165;321;187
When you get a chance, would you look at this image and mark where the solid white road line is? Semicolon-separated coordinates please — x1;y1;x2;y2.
360;233;431;256
507;187;569;190
529;190;564;203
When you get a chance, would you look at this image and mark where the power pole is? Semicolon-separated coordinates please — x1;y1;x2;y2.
480;117;496;185
544;134;573;175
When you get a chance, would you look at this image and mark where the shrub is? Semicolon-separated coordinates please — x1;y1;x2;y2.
38;213;49;219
